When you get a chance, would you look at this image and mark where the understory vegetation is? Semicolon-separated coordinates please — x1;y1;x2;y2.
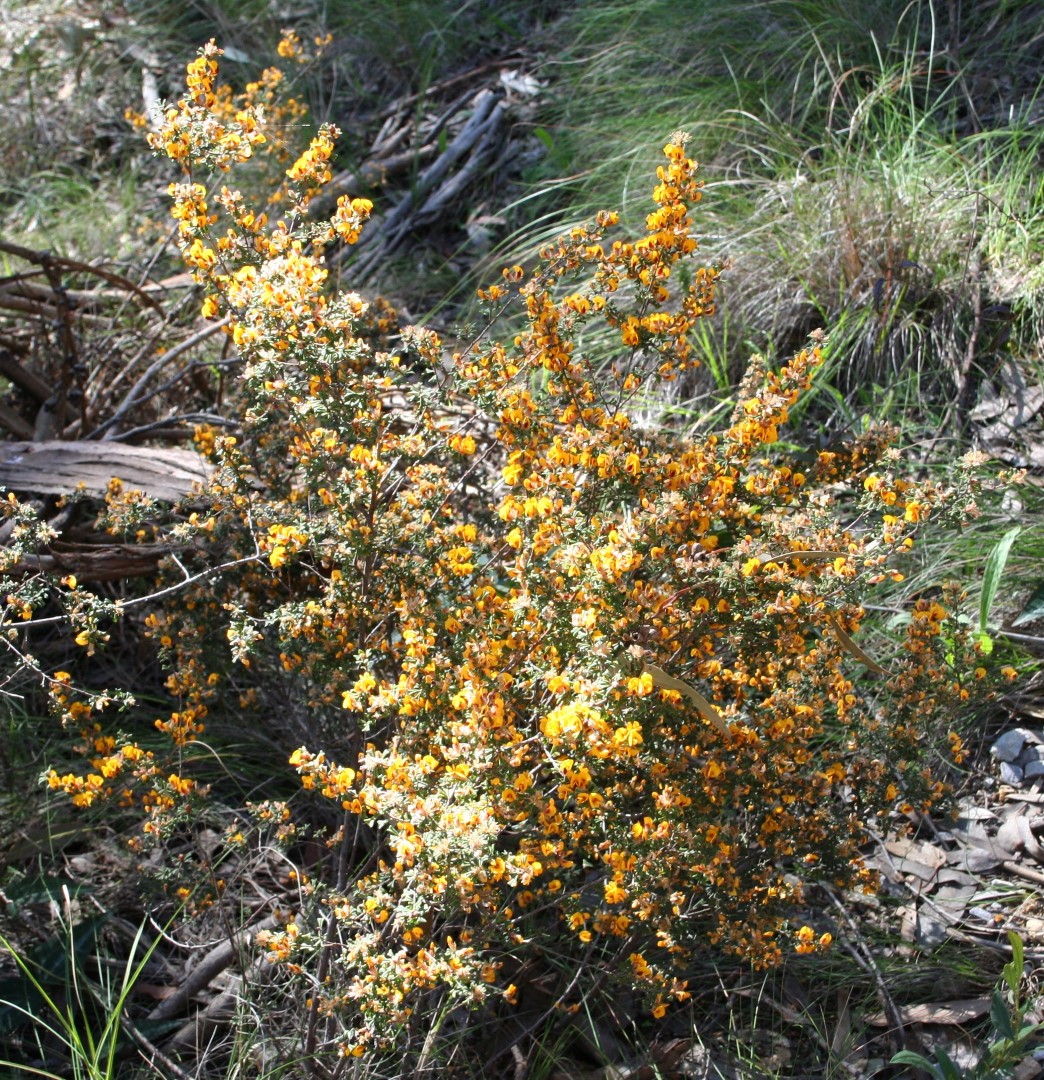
0;2;1042;1078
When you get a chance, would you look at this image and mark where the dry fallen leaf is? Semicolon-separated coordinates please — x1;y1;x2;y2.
884;838;945;865
864;998;990;1027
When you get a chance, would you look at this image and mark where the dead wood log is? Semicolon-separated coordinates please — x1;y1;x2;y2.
0;348;52;404
4;540;189;583
147;914;278;1023
0;440;211;501
341;89;508;282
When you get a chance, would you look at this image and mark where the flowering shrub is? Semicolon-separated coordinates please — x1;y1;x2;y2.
27;41;1005;1068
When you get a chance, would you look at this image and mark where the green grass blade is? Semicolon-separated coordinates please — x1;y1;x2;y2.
980;525;1021;635
991;987;1015;1040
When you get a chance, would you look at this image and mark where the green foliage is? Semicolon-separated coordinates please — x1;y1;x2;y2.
977;525;1021;653
0;914;162;1080
892;933;1044;1080
516;0;1044;432
4;41;1007;1072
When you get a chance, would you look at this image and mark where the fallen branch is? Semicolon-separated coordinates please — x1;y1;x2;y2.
0;238;164;314
4;541;192;584
0;348;52;403
91;316;230;440
147;914;277;1022
0;440;211;501
343;90;508;282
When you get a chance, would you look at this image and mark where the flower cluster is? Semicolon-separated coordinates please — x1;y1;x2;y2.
35;42;1004;1069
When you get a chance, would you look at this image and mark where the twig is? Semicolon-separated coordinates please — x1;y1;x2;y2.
39;250;83;436
823;885;905;1045
1002;860;1044;887
118;1009;196;1080
108;412;236;444
304;807;353;1071
997;629;1044;648
954;250;984;432
91;317;230;440
13;551;264;629
0;238;164;313
147;914;277;1022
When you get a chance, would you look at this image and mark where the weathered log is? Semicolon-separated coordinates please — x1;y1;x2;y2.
0;440;211;501
5;540;186;583
0;348;52;404
0;401;34;440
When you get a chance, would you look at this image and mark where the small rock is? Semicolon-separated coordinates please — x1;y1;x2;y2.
993;729;1029;762
916;913;949;947
969;907;994;922
1015;1057;1042;1080
1026;761;1044;780
1024;917;1044;939
1022;745;1044;763
1000;761;1025;786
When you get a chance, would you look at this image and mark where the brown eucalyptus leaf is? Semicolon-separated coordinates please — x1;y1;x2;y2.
951;847;1005;873
885;838;947;869
890;856;944;882
643;663;728;737
936;866;977;886
829;616;891;676
864;998;990;1027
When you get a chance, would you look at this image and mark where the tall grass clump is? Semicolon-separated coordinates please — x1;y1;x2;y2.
0;41;1014;1075
523;0;1044;431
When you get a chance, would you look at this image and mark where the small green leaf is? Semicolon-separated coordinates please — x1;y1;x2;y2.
533;127;555;152
1003;930;1024;996
981;525;1021;634
1009;929;1024;965
991;988;1015;1040
1012;581;1044;627
1001;928;1023;993
891;1049;939;1076
975;630;994;656
933;1046;963;1080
